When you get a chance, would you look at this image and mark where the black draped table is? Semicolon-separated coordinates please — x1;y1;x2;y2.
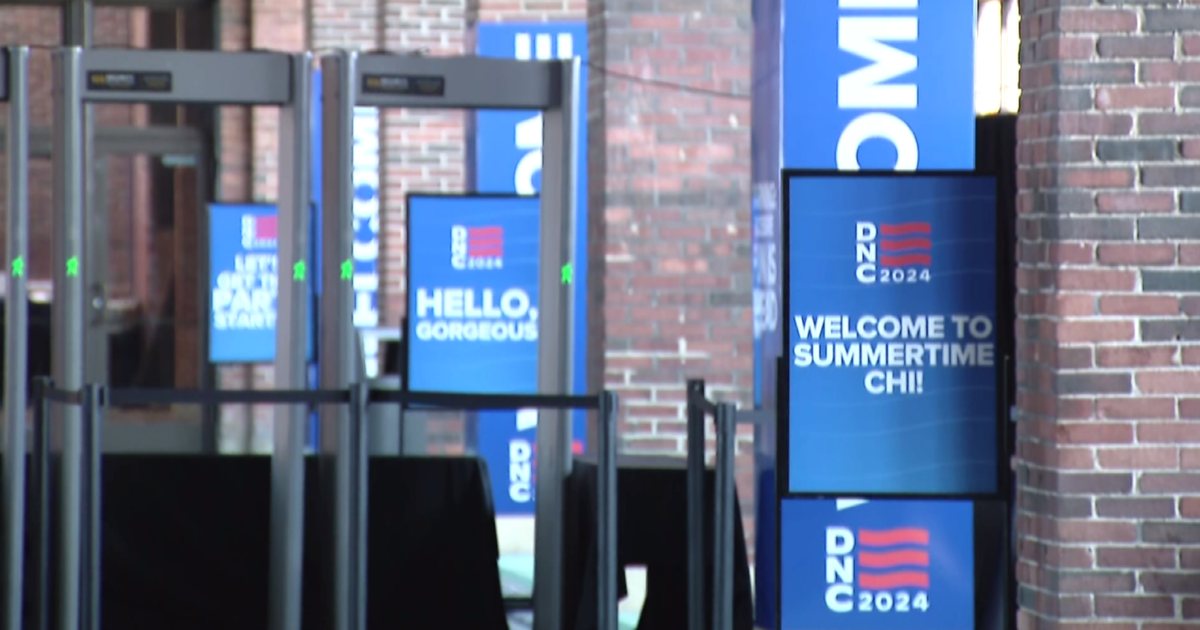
562;456;754;630
15;455;508;630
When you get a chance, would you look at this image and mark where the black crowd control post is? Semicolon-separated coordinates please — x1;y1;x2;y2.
30;377;52;630
81;384;103;630
712;402;737;630
347;380;370;630
596;391;619;630
684;379;706;630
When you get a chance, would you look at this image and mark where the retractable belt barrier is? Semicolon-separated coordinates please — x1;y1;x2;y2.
685;379;737;630
19;377;620;630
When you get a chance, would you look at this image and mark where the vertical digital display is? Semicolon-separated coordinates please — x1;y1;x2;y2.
784;173;999;495
407;194;540;395
207;203;314;363
406;194;585;515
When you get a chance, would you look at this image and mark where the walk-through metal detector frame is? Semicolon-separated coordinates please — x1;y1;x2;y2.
319;52;586;630
51;47;311;630
0;45;30;630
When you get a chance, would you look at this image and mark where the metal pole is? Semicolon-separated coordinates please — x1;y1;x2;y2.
51;46;87;630
319;51;364;630
30;377;51;630
596;391;619;630
1;45;30;630
81;384;102;630
712;402;737;630
63;0;104;388
684;379;705;630
349;380;369;630
268;51;312;630
532;56;580;630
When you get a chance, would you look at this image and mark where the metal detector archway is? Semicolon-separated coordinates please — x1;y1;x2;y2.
318;52;592;630
51;47;311;630
0;45;30;630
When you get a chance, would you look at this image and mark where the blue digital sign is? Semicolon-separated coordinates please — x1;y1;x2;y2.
782;0;975;171
208;203;314;364
407;194;540;394
785;174;998;495
780;498;975;630
406;194;585;515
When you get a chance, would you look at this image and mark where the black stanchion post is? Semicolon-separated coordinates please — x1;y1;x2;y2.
712;402;736;630
81;384;102;630
348;381;369;629
684;379;705;630
30;377;51;630
596;391;619;630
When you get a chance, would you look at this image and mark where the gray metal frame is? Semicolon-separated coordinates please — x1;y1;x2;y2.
50;47;311;630
319;51;588;630
50;49;86;630
0;121;211;441
1;45;30;630
0;0;206;7
0;125;206;157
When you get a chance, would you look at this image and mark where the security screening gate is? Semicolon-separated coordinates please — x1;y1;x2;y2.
317;52;605;630
0;45;31;630
30;382;619;630
51;47;311;630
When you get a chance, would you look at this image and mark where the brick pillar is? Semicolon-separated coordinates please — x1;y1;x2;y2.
593;0;756;550
1015;3;1200;628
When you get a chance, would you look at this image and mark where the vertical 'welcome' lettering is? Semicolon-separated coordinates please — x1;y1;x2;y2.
835;0;920;171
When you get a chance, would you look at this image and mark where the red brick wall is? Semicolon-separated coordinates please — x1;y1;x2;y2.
592;1;756;537
1015;1;1200;627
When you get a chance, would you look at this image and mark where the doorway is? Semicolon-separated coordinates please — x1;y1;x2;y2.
89;127;208;393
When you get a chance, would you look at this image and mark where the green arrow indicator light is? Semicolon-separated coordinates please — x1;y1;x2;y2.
561;262;573;285
340;259;353;280
293;261;306;281
11;256;24;278
65;256;79;277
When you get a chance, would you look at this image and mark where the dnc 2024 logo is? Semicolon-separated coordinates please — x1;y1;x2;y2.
241;214;277;251
451;224;504;270
854;221;931;286
825;525;931;614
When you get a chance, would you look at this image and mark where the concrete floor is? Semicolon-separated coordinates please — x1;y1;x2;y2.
495;514;758;630
499;554;643;630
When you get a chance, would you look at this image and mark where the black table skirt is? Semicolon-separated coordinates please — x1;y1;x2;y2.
562;458;755;630
10;454;508;630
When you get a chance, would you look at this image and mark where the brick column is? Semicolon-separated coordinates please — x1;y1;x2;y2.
593;0;756;546
1016;3;1200;628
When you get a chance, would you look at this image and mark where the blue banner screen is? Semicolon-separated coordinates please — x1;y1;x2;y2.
785;174;998;495
208;203;314;363
407;194;585;515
